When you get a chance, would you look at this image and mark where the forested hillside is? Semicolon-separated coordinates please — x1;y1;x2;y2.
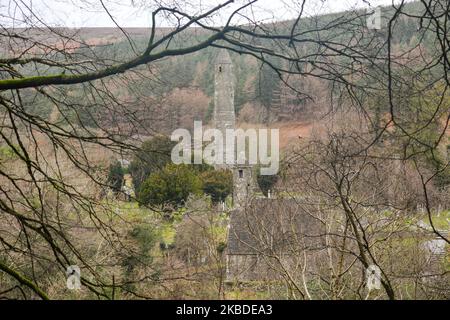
8;1;439;135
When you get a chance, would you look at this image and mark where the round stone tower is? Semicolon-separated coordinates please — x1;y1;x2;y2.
213;49;260;208
213;49;235;169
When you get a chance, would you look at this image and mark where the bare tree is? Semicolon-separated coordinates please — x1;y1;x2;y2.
0;0;448;299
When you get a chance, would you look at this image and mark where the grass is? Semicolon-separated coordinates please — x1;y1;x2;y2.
160;222;176;245
425;210;450;230
113;200;158;220
380;209;449;232
113;200;179;247
0;145;17;160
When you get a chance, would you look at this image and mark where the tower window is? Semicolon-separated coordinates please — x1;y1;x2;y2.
238;169;243;178
219;66;222;72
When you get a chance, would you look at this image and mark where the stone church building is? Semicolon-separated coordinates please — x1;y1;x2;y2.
212;49;325;282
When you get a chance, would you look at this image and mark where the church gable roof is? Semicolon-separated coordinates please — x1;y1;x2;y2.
227;198;325;255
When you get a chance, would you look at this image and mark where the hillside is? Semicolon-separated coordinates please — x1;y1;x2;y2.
4;1;434;138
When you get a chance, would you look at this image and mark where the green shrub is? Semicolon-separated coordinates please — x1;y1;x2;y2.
200;169;232;203
257;170;278;197
107;160;124;193
138;164;202;208
129;136;175;195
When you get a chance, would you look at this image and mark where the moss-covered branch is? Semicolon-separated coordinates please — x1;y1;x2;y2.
0;25;226;91
0;260;49;300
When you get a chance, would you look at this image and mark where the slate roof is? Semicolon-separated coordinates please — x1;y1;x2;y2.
227;198;325;255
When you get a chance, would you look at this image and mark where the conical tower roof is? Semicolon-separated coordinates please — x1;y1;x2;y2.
215;49;232;64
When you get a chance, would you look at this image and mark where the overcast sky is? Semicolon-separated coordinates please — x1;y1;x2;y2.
1;0;409;28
